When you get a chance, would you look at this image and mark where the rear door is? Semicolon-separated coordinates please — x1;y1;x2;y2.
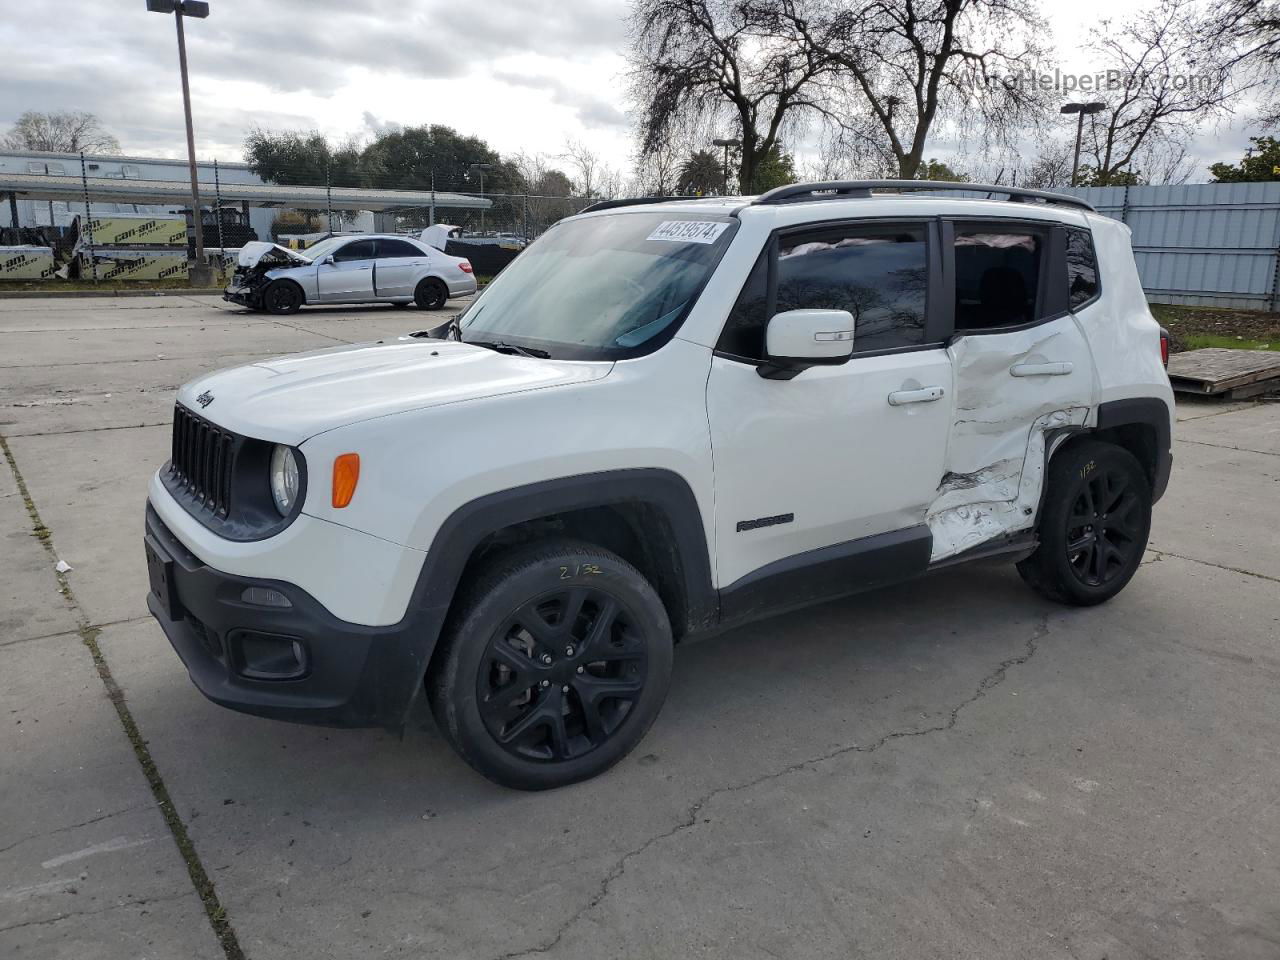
706;219;955;607
929;219;1097;561
316;239;376;301
374;237;430;299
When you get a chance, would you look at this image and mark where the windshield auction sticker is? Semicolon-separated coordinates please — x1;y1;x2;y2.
647;221;730;244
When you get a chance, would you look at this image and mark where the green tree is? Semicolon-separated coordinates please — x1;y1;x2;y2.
243;128;363;187
1209;136;1280;182
1076;165;1143;187
751;146;797;193
676;149;725;195
916;159;968;182
360;124;519;193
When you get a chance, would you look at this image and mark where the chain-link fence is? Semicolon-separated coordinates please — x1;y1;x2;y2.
0;149;605;284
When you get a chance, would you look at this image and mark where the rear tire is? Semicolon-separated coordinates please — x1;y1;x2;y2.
1017;440;1152;606
415;278;448;310
261;280;303;315
427;540;673;790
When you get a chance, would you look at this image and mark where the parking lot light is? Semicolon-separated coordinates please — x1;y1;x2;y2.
1061;102;1107;187
147;0;212;285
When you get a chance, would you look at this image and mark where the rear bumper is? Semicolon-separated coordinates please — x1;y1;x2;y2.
447;276;478;298
144;503;445;729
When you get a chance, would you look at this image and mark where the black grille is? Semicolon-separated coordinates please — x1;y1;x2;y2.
169;405;236;518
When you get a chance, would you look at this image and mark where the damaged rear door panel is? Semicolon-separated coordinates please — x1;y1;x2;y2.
926;220;1097;562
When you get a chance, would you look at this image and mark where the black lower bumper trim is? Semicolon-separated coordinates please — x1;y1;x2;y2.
144;503;444;729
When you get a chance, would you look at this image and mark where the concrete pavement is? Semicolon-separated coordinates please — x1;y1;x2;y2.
2;295;1278;959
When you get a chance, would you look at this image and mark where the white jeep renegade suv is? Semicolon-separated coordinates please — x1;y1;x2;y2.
144;181;1174;790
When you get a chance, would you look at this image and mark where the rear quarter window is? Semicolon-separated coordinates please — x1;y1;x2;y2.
1066;227;1100;309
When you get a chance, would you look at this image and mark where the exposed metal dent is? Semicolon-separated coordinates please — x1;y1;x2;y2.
928;407;1088;561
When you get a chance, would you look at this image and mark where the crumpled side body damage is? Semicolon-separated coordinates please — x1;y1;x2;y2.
927;327;1095;562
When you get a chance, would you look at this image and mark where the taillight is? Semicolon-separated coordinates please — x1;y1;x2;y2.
458;260;473;274
1159;326;1170;368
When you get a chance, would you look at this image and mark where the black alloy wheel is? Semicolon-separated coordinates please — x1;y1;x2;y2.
415;278;448;310
428;540;673;790
1017;439;1152;606
477;586;647;762
262;280;302;315
1064;464;1144;587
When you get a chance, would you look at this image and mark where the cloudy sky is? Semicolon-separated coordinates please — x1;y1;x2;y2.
0;0;1262;181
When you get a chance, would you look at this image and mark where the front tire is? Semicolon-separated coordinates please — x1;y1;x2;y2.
1017;440;1152;606
261;280;303;315
414;278;448;310
427;541;673;790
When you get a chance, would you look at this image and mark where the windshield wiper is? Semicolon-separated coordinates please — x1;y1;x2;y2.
468;339;551;359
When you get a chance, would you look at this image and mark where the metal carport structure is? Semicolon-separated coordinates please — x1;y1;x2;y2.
1;171;489;227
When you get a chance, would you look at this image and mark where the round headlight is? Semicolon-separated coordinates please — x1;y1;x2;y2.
269;445;300;516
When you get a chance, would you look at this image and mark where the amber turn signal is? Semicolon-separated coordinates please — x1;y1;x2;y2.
332;453;360;508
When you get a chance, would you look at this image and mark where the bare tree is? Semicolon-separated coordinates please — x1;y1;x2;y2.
628;0;833;192
511;151;579;235
3;111;121;154
1078;0;1245;185
785;0;1050;179
1017;141;1074;189
634;139;683;194
561;138;624;200
1203;0;1280;124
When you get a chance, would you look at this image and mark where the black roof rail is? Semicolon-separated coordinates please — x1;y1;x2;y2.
753;179;1096;213
578;195;716;214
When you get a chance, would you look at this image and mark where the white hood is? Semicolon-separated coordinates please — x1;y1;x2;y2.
176;338;613;444
236;241;312;268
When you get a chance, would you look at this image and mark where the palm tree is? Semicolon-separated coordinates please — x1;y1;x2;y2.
677;150;726;195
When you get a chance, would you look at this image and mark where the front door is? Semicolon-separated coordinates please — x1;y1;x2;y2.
707;220;954;606
317;238;376;302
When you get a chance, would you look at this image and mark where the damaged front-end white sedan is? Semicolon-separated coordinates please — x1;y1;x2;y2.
223;233;477;315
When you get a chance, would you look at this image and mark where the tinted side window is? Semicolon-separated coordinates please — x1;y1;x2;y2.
953;230;1042;330
377;239;422;259
333;239;376;262
1065;228;1099;309
775;227;928;353
716;227;930;360
717;250;770;359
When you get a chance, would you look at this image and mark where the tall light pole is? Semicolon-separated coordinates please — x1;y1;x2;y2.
712;138;741;195
1060;101;1107;188
146;0;211;285
469;162;493;235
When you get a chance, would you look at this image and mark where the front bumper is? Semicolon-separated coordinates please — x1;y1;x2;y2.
223;284;257;308
144;503;444;729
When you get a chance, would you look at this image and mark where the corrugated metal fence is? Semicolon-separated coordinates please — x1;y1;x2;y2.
1059;182;1280;310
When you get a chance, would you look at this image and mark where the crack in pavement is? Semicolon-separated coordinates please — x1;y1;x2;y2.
1144;547;1280;584
0;805;144;856
1174;436;1280;458
0;890;193;934
493;612;1052;960
2;422;169;439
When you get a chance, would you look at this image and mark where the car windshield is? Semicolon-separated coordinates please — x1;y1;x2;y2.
298;236;349;261
459;211;737;360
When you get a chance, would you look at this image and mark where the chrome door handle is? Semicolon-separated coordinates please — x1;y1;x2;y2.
888;386;945;406
1011;361;1073;377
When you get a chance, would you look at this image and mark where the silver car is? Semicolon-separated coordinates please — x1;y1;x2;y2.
224;234;478;315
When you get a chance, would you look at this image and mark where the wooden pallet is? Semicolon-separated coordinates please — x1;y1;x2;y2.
1167;348;1280;400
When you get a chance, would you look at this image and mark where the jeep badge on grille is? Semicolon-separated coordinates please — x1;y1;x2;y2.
196;390;214;408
